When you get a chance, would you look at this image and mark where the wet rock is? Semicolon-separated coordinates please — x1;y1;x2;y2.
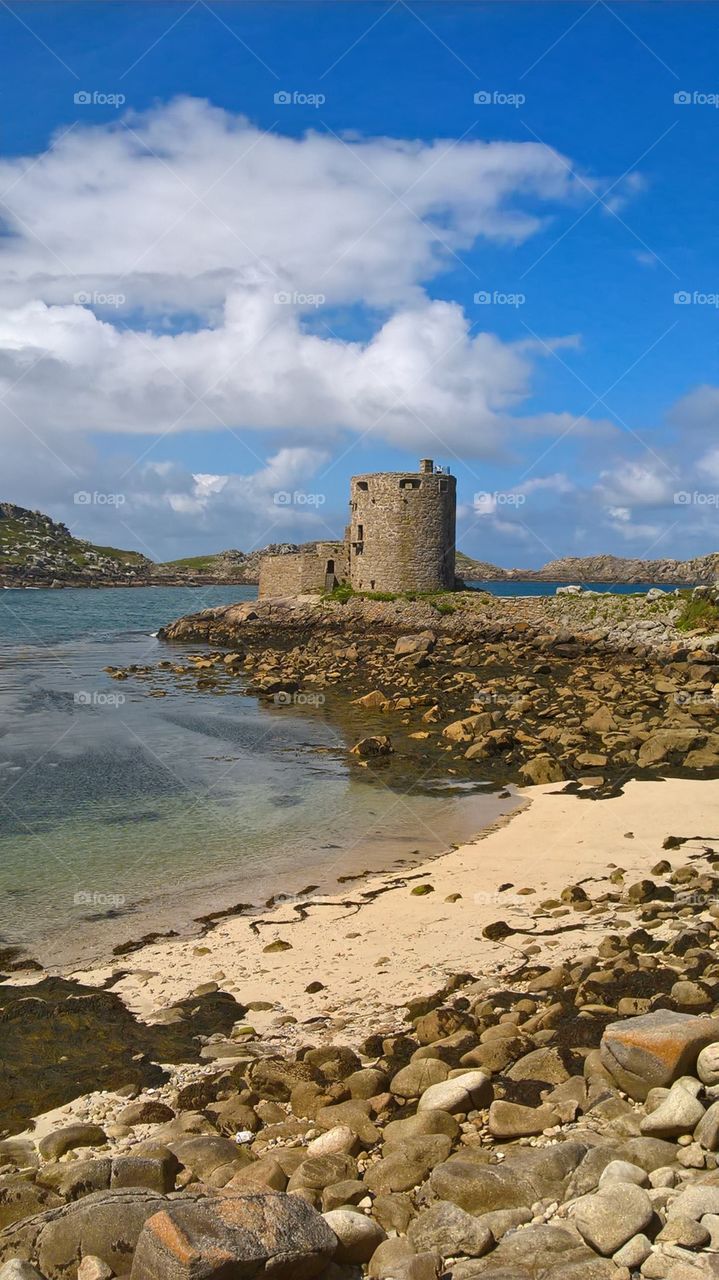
600;1011;719;1100
572;1182;653;1255
350;736;393;757
322;1209;386;1264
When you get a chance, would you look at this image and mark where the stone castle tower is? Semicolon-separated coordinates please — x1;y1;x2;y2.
258;459;457;598
348;459;456;593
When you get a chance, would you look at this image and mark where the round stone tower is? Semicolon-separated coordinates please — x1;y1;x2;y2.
348;459;456;594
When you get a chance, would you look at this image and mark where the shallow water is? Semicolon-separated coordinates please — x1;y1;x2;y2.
0;584;518;969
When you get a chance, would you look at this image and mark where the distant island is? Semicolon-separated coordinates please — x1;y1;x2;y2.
0;501;717;588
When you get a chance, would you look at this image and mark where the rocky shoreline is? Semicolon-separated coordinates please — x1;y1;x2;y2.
5;805;719;1279
3;597;719;1278
147;592;719;788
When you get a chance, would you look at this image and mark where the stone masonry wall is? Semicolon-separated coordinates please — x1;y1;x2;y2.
259;542;349;598
349;471;456;593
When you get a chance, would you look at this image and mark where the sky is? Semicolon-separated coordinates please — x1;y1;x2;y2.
0;1;718;568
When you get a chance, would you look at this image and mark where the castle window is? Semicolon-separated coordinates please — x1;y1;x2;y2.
439;479;448;492
357;524;363;540
399;478;420;490
357;481;368;491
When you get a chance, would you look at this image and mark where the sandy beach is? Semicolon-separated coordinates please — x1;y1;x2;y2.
66;776;719;1047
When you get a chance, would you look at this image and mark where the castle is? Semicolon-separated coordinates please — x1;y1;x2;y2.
258;459;457;598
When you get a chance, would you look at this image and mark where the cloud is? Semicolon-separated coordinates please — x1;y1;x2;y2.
0;97;585;317
0;96;612;469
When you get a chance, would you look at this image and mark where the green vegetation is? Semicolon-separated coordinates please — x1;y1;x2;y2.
323;583;458;611
160;555;218;571
0;505;150;578
676;592;719;633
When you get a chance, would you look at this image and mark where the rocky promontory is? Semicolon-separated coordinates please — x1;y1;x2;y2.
134;589;719;789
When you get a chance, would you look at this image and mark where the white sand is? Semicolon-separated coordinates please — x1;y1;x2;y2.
64;777;719;1048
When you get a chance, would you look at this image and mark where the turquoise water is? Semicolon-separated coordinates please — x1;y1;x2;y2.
0;585;515;969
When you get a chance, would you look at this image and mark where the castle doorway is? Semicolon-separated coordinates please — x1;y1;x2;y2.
324;558;336;591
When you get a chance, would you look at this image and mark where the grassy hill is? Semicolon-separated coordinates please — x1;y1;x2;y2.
0;503;150;586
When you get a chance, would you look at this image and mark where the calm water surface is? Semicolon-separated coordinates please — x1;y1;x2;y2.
0;584;520;968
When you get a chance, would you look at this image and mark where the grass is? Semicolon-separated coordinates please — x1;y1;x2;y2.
323;584;458;611
161;555;219;570
0;511;147;569
676;593;719;633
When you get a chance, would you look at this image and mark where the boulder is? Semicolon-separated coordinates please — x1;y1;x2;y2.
130;1191;337;1279
0;1188;169;1279
506;1046;572;1084
520;755;565;785
600;1011;719;1100
572;1183;654;1255
407;1201;493;1258
287;1154;356;1193
488;1101;559;1139
321;1209;386;1264
416;1071;491;1114
429;1160;535;1215
37;1126;106;1162
0;1181;62;1233
390;1060;449;1098
382;1110;459;1146
363;1136;452;1194
0;1264;45;1280
697;1043;719;1086
468;1221;616;1280
640;1084;706;1138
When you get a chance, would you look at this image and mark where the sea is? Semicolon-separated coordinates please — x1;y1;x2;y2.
0;579;675;968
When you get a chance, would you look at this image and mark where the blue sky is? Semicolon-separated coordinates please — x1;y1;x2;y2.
0;1;718;566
